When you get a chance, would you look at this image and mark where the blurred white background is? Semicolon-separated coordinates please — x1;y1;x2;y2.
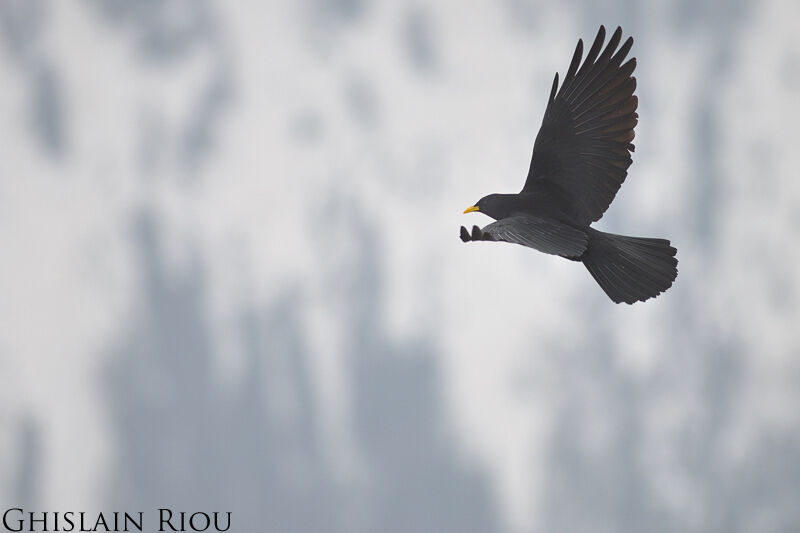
1;0;799;531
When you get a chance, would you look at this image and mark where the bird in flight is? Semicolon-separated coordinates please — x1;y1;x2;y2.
461;25;677;304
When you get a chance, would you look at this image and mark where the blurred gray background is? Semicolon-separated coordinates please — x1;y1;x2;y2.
1;0;799;532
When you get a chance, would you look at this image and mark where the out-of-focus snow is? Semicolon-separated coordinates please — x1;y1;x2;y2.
1;0;799;531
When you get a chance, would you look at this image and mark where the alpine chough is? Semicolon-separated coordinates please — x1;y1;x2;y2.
461;26;677;304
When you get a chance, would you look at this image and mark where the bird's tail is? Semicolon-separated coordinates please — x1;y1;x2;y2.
581;228;678;304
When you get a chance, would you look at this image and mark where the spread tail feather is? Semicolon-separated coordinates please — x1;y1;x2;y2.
581;228;678;304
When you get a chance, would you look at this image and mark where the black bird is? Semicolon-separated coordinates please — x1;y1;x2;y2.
461;26;677;304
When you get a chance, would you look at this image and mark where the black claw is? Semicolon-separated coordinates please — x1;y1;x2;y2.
471;225;482;240
460;226;471;242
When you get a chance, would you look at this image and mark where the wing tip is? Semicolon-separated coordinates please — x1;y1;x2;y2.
550;72;559;102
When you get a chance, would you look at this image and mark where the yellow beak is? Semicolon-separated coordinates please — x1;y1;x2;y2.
463;206;480;214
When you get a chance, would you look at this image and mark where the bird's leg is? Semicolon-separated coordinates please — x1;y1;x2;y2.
460;226;471;242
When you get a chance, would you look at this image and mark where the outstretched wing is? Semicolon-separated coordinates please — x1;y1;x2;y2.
461;216;588;258
523;26;638;225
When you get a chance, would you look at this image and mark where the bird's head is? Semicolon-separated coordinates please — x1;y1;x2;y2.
463;193;516;220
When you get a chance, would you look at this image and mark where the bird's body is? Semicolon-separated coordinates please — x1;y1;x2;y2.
461;26;678;304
